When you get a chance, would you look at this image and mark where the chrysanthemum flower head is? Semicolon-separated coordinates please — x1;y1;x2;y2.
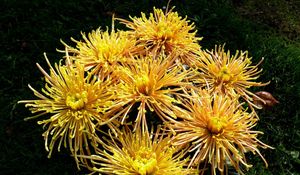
61;22;139;77
118;7;202;65
195;45;269;109
111;53;194;133
81;126;196;175
18;53;119;167
171;89;273;175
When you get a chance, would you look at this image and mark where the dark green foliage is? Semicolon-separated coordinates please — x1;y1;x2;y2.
1;0;299;174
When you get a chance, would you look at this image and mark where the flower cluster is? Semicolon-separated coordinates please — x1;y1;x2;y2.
19;6;274;175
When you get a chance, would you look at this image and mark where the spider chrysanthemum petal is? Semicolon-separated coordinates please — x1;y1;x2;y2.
61;25;139;77
118;7;202;66
194;45;269;110
18;53;118;167
81;126;196;175
110;54;194;133
171;89;273;175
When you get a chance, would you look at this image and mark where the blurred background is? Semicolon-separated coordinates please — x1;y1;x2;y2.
1;0;300;174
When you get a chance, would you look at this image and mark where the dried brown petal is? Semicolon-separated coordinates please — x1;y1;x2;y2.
253;91;279;108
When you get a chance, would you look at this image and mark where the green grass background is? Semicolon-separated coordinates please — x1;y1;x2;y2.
1;0;299;174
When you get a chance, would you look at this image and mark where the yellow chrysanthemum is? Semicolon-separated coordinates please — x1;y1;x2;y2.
18;53;118;167
118;7;202;65
111;54;194;133
61;24;138;77
195;45;269;109
171;89;273;175
81;126;196;175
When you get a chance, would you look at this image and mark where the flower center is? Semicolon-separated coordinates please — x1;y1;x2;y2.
217;66;232;83
66;91;88;110
133;147;158;175
136;74;151;95
156;22;172;38
207;116;226;135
